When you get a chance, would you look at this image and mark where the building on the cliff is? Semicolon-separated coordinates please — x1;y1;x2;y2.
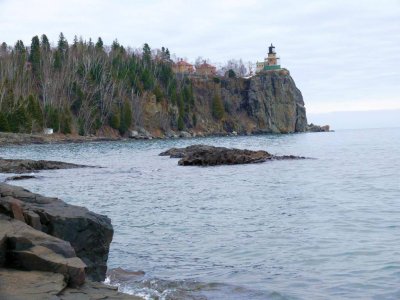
172;59;195;74
256;43;281;73
195;61;217;76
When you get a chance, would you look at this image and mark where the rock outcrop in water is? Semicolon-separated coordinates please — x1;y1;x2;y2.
306;123;331;132
0;183;141;299
0;157;88;173
160;144;307;166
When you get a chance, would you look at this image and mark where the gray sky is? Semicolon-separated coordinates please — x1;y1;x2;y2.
1;0;400;116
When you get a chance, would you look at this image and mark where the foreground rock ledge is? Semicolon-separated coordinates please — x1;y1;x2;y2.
0;157;88;174
160;144;307;166
0;183;113;281
0;183;142;299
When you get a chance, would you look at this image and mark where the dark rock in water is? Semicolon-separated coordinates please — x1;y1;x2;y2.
0;183;113;282
161;145;307;166
0;157;88;174
5;175;36;181
306;123;331;132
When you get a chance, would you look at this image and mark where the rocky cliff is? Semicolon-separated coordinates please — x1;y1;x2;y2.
140;69;307;138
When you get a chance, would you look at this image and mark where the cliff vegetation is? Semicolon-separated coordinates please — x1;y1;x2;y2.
0;33;307;137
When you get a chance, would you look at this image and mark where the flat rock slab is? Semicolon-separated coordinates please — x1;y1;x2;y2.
0;268;66;300
160;144;307;166
0;158;88;174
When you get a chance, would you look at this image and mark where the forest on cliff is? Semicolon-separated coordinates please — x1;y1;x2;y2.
0;33;231;135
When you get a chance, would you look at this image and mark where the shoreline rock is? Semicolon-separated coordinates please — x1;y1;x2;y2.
0;183;113;281
160;144;307;166
0;157;89;174
0;183;142;299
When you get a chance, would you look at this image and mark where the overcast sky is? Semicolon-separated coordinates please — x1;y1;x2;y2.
1;0;399;118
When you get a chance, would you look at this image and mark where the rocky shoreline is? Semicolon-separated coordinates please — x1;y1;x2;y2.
0;183;142;299
0;123;331;147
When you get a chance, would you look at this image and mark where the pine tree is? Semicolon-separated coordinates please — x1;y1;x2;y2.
40;34;50;52
27;94;43;129
95;37;104;51
0;113;10;132
57;32;68;55
0;42;7;56
29;36;41;76
142;43;151;65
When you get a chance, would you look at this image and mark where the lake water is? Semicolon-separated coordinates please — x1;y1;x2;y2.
1;128;399;299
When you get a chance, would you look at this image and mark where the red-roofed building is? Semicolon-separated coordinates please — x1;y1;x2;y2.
172;59;194;74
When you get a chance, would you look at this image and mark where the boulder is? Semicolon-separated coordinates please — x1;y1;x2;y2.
0;183;113;281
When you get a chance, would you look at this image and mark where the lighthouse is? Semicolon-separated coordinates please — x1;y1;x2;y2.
256;43;281;73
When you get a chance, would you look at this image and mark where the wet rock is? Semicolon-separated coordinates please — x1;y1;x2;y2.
5;175;37;181
0;158;87;174
0;183;113;282
161;144;307;166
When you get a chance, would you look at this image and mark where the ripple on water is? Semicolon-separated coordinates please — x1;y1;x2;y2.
2;128;400;300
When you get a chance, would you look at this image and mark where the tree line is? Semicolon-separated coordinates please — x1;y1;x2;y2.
0;33;212;135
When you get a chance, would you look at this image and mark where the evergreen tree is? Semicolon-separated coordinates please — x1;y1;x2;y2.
165;48;170;60
0;113;10;132
95;37;104;51
142;43;151;65
212;94;224;120
119;101;132;134
0;42;7;56
53;50;62;70
26;94;43;129
228;69;236;78
57;32;68;55
14;40;27;63
40;34;50;52
60;108;72;134
72;35;78;50
29;36;41;76
14;40;26;54
177;115;184;131
111;39;120;51
109;108;121;130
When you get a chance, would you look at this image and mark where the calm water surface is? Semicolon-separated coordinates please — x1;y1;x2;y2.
1;128;399;299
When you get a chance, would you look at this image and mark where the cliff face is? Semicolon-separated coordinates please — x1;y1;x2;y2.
243;70;307;133
141;70;307;137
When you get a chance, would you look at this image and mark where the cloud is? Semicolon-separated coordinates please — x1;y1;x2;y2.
0;0;399;113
